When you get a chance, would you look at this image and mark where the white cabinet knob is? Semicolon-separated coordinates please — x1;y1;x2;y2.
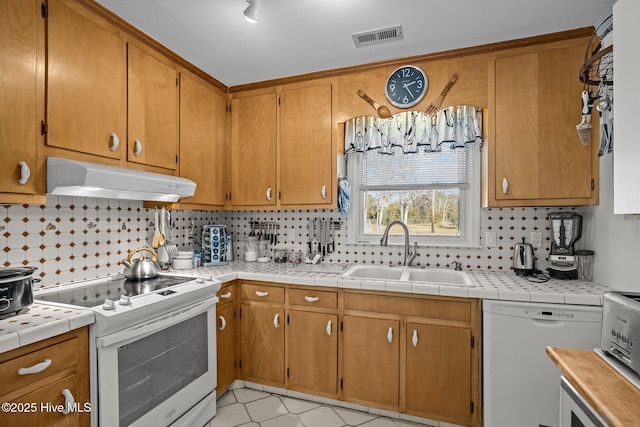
304;296;319;303
266;187;272;201
326;320;332;336
134;139;142;156
18;161;31;185
219;315;227;331
220;292;232;299
109;132;119;151
387;326;393;344
255;291;269;297
18;359;51;375
61;389;75;415
273;313;280;329
502;177;509;194
412;330;418;347
321;185;327;199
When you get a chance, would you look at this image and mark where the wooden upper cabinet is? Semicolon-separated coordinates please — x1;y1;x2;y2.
127;44;179;171
47;0;126;160
179;74;228;207
0;0;41;199
485;39;599;207
279;84;334;206
230;92;277;207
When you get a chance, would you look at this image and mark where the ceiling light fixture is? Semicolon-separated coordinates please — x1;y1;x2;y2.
243;0;261;23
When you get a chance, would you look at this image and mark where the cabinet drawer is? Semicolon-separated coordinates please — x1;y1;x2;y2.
289;288;338;309
217;283;236;303
241;283;285;303
0;337;78;397
2;373;82;426
344;293;471;322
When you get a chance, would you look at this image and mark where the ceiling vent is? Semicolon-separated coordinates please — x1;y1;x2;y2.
352;25;403;48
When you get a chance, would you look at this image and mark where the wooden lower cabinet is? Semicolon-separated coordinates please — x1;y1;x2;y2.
406;322;472;426
342;315;400;409
0;328;90;427
216;301;236;392
287;310;338;397
233;282;481;426
2;374;83;427
239;303;285;385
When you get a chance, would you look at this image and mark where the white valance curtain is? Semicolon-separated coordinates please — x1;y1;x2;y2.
344;106;483;155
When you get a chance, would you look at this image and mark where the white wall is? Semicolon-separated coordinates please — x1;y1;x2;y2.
580;154;640;290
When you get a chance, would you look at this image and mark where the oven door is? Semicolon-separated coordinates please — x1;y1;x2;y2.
560;376;608;427
96;298;217;427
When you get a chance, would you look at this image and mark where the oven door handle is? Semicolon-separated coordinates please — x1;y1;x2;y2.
96;298;217;348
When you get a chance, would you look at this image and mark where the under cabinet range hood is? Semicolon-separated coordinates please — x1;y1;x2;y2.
46;157;196;202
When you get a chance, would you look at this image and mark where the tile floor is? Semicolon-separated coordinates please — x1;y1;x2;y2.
204;388;435;427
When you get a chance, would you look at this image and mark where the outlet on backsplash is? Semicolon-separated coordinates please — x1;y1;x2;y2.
531;231;543;248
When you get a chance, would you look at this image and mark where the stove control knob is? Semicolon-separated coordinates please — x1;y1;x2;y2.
102;299;116;311
629;338;634;348
204;274;213;282
118;295;131;306
196;276;205;284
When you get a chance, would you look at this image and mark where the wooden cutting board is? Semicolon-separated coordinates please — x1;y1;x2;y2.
547;347;640;426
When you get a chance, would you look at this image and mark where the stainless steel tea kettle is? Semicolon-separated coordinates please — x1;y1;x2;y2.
513;237;535;275
122;247;161;280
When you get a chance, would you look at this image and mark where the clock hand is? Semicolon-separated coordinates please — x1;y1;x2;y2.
403;82;416;99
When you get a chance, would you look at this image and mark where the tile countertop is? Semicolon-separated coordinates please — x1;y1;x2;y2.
0;302;94;354
168;261;613;306
2;262;610;355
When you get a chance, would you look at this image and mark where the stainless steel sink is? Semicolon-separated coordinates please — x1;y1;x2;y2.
342;265;474;287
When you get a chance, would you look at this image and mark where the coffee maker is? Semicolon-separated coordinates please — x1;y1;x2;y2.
548;212;582;279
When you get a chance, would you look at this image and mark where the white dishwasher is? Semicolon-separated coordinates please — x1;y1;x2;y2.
483;300;602;427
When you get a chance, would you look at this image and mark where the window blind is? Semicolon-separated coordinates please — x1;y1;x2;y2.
358;146;467;188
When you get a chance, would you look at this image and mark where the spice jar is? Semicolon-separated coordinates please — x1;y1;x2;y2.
273;247;288;263
288;250;302;264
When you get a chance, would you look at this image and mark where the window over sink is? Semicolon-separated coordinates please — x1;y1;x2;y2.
343;108;482;248
346;146;480;247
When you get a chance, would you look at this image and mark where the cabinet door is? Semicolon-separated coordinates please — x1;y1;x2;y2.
494;44;593;203
127;44;178;170
0;0;39;195
230;93;277;207
180;74;228;206
280;84;333;205
2;373;82;427
239;303;284;385
287;310;338;396
406;323;471;425
47;0;126;159
216;302;236;392
342;315;399;409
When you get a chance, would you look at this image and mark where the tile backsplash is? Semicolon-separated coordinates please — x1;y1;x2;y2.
1;197;575;288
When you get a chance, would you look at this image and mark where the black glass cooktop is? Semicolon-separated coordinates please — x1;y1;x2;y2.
36;275;194;308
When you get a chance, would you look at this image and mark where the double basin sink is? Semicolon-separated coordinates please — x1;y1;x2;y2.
341;265;474;287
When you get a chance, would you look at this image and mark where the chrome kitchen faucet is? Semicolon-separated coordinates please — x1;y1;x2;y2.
380;220;417;266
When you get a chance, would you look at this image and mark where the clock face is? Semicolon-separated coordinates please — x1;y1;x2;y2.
385;65;428;108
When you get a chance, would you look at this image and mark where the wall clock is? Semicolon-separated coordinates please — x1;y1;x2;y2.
385;65;428;108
